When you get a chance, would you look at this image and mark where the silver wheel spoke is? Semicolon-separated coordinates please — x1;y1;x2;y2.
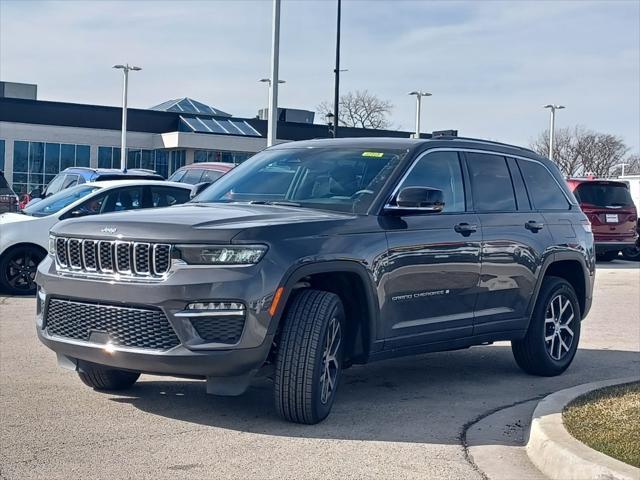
319;316;341;405
545;294;575;361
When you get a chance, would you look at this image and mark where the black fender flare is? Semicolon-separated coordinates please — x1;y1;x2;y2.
526;251;592;324
268;260;380;359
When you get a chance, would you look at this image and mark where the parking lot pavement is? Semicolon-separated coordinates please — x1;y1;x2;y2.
1;261;638;480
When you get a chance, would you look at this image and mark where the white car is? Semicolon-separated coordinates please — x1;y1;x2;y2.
0;179;194;294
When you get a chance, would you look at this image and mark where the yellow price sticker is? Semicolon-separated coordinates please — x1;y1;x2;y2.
362;151;384;158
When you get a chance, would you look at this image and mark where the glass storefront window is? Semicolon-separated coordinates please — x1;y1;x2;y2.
193;149;253;165
0;140;5;172
12;141;90;194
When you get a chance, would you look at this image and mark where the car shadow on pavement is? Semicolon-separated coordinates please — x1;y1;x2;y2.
107;346;640;444
596;259;640;269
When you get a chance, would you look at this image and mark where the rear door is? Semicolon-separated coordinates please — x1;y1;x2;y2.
381;150;482;347
465;152;553;335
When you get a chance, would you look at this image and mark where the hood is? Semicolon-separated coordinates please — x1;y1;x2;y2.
0;212;36;225
50;203;354;243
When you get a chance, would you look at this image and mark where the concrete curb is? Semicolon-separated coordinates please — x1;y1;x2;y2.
526;376;640;480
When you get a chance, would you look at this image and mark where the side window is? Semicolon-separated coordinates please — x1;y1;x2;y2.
167;168;186;182
44;174;66;196
393;151;465;212
74;192;107;216
466;153;517;212
101;187;144;213
181;169;204;184
62;174;79;189
517;160;570;210
201;169;224;183
150;186;191;207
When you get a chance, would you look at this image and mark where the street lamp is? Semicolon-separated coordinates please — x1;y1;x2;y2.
543;104;565;161
267;0;282;147
325;112;335;137
259;78;286;86
408;91;432;138
113;64;142;172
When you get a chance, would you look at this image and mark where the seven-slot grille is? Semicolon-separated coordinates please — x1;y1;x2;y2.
45;298;180;350
54;237;171;278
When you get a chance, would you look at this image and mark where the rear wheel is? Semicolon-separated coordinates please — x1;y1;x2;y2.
78;364;140;391
512;277;581;376
0;245;45;294
596;251;618;262
274;289;345;424
621;246;640;261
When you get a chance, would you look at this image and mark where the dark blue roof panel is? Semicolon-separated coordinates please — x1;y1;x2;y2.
151;97;231;117
179;115;261;137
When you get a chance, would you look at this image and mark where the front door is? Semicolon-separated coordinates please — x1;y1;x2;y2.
380;150;482;348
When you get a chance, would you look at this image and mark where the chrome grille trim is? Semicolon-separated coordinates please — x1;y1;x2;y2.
53;237;172;281
133;242;151;276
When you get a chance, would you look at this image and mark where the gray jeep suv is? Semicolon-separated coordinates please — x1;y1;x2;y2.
36;137;595;424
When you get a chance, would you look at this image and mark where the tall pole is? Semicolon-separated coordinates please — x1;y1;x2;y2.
544;104;565;161
332;0;341;138
120;68;129;171
267;0;281;147
114;63;141;171
414;95;421;138
409;91;432;138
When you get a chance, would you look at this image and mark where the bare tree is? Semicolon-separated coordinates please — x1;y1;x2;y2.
530;126;629;177
318;90;393;129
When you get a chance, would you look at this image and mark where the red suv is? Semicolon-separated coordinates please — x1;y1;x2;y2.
567;178;638;261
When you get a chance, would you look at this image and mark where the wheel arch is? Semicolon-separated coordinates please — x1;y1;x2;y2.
529;253;590;322
1;242;48;260
271;261;380;364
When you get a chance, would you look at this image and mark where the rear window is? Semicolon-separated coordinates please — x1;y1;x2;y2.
573;183;634;208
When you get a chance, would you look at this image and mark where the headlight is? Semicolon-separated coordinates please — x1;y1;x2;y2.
175;245;267;265
48;235;56;256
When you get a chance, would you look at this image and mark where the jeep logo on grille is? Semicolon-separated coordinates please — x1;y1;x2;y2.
101;226;117;234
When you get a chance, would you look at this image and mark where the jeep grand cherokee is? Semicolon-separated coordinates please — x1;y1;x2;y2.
36;137;595;424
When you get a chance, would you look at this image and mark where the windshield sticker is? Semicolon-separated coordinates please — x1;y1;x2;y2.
362;151;384;158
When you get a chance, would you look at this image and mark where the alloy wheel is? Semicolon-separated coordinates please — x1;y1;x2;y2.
544;294;575;361
6;251;38;291
319;315;341;405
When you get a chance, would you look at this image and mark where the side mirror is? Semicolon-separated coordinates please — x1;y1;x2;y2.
389;187;445;213
190;182;212;200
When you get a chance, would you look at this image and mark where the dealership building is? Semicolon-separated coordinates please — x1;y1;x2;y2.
0;81;422;195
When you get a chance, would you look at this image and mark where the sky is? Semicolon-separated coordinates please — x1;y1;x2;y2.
1;0;639;152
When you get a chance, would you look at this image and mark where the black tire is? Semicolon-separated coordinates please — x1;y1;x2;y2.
596;251;618;262
621;246;640;261
274;289;345;424
0;245;45;294
78;364;140;391
512;277;581;376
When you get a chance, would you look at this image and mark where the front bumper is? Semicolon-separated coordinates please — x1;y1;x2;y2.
35;256;280;378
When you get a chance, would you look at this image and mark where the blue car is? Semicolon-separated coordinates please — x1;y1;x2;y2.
23;167;164;207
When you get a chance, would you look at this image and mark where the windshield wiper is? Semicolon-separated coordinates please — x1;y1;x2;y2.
249;200;302;207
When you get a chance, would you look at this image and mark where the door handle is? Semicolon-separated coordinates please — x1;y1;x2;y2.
525;220;544;232
454;223;477;236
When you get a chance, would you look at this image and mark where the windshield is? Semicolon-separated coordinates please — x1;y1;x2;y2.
23;185;100;217
574;182;634;208
192;147;407;214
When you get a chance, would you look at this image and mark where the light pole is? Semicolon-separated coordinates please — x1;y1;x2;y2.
267;0;281;147
408;91;432;138
325;112;335;137
332;0;341;138
543;104;565;161
113;64;141;172
611;163;630;177
259;78;285;120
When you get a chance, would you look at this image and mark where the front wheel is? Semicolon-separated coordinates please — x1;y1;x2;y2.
78;364;140;391
274;289;345;424
512;277;581;376
0;246;45;294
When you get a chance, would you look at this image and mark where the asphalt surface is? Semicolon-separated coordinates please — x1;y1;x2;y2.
1;261;639;479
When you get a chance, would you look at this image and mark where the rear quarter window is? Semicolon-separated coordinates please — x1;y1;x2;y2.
517;160;570;210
